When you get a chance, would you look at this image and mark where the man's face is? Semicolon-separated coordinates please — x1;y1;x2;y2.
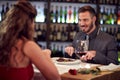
78;11;96;34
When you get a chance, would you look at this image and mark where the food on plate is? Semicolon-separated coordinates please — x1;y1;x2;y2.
56;57;75;62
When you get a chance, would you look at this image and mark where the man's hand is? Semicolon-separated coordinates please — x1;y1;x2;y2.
80;50;96;61
65;46;74;56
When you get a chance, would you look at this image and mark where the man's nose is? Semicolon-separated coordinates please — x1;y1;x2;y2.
79;20;85;26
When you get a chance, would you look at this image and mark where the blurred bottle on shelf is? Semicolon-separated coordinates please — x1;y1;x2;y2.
81;0;86;3
64;6;67;23
117;27;120;41
78;0;82;2
72;0;77;2
66;26;69;41
42;25;47;41
67;5;72;23
35;24;46;41
112;8;117;24
50;5;54;23
114;0;118;5
53;25;57;41
1;4;5;20
105;8;111;24
109;0;114;5
99;0;102;4
33;24;38;42
50;25;53;41
119;0;120;5
113;27;118;39
35;5;42;22
61;26;67;41
102;0;106;4
56;45;64;57
117;27;120;51
66;0;70;2
56;25;62;41
37;24;42;41
109;27;113;36
0;12;1;21
59;6;63;23
51;24;69;42
73;6;77;23
69;25;77;41
51;44;57;57
55;6;59;23
117;8;120;25
44;3;48;22
89;0;96;3
106;0;110;4
5;2;9;14
99;7;103;24
51;43;64;57
102;7;107;24
0;2;10;21
109;8;114;24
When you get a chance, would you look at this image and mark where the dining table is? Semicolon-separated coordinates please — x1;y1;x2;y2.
33;57;120;80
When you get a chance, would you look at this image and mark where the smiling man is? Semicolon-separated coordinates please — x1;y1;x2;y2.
65;5;118;65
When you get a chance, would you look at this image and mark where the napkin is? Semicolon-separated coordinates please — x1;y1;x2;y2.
98;63;120;71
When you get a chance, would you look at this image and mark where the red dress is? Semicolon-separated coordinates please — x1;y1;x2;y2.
0;64;34;80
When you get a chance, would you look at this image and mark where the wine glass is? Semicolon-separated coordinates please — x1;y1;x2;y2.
74;40;89;58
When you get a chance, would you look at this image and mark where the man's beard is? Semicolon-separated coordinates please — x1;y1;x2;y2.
81;21;94;34
86;22;94;34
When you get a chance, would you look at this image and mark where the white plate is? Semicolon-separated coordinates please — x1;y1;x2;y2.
52;57;81;65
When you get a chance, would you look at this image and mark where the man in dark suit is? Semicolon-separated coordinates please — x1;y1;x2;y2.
65;5;118;65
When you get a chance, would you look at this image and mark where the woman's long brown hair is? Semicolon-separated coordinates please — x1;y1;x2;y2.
0;1;37;65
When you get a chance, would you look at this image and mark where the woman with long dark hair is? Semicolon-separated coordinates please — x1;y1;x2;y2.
0;1;61;80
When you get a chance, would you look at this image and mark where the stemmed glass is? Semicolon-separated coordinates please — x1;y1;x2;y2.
74;40;89;58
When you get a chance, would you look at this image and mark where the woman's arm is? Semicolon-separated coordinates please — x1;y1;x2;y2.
23;41;61;80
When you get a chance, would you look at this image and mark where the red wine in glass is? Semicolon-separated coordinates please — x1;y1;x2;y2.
75;40;88;58
76;52;86;57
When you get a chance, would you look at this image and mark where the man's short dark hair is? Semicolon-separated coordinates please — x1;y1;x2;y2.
78;5;96;17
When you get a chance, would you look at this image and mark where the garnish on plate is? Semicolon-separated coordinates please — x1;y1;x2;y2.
68;67;101;75
78;67;101;75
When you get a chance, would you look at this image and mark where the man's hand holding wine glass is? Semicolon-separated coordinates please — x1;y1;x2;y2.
80;50;96;61
65;40;97;61
65;46;96;61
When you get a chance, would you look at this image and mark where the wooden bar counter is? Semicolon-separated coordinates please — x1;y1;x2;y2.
61;68;120;80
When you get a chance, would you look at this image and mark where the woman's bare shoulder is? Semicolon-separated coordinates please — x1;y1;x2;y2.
24;41;37;46
23;41;41;55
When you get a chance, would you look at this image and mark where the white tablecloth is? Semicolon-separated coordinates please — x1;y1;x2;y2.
34;57;99;75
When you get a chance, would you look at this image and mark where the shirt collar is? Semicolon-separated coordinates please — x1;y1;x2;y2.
80;27;99;40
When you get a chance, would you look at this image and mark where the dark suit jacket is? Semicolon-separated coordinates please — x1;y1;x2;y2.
65;27;118;65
